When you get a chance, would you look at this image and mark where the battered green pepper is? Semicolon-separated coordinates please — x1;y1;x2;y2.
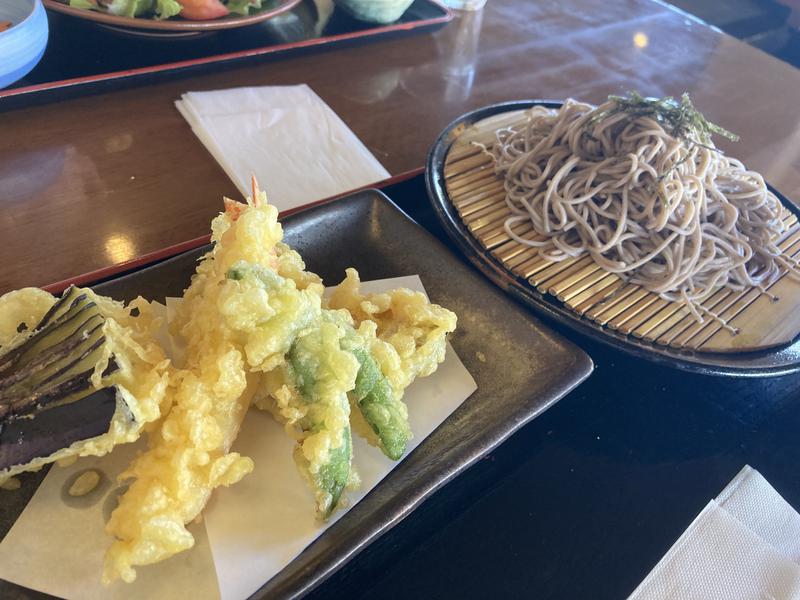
285;320;357;518
342;335;411;461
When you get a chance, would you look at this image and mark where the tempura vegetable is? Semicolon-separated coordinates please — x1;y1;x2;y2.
327;269;456;457
256;265;457;489
1;176;461;585
103;185;322;583
328;269;457;384
255;309;360;517
0;286;170;484
340;320;411;460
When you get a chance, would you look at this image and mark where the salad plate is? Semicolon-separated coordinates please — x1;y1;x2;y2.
43;0;302;33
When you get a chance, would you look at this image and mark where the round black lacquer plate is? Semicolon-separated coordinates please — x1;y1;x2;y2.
426;100;800;377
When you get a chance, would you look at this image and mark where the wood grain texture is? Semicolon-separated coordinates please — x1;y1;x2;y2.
444;112;800;354
3;0;800;294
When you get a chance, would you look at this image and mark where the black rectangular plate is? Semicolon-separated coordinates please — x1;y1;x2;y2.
0;190;593;599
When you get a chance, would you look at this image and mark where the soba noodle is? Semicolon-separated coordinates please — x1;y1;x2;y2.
479;95;793;327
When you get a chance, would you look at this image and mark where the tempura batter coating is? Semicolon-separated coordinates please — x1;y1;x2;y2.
326;269;456;456
0;288;56;347
256;310;360;517
103;190;321;583
327;269;457;389
0;287;170;484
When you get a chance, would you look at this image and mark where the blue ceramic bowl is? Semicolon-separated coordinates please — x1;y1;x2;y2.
0;0;49;89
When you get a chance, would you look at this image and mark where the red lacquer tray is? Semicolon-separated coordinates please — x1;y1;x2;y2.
41;167;426;295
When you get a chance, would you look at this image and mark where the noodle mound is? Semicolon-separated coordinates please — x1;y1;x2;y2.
484;97;791;321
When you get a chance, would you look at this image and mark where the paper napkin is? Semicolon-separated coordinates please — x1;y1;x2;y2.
175;85;390;211
0;276;476;600
628;466;800;600
716;465;800;562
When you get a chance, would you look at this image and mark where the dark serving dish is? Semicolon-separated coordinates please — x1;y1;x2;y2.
426;100;800;377
0;0;451;110
0;189;592;598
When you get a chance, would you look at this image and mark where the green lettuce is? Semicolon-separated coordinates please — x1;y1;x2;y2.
105;0;155;17
225;0;262;15
68;0;99;9
155;0;182;19
70;0;236;19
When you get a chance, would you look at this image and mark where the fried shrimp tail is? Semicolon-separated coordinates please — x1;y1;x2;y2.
0;286;170;484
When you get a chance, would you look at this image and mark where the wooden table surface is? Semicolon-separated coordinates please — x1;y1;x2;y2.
1;0;800;295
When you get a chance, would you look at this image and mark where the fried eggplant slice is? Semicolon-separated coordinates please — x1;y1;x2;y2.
0;286;170;483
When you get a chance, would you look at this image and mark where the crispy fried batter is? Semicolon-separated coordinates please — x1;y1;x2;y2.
103;189;321;583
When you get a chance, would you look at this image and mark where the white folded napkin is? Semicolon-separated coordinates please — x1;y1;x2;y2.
629;466;800;600
717;466;800;562
176;85;390;211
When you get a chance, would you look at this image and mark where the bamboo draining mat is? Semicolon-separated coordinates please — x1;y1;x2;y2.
443;110;800;354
